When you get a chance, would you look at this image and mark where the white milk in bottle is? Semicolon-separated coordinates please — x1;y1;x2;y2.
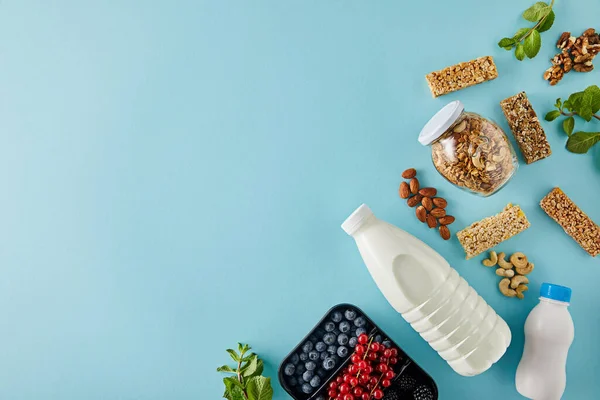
342;204;511;376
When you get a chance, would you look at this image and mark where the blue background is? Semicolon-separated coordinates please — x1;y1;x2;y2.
0;1;598;399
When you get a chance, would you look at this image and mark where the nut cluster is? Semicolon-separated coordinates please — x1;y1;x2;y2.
398;168;454;240
430;113;516;196
544;28;600;85
482;251;534;299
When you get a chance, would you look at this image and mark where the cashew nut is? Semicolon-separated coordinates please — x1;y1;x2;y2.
510;252;528;269
482;251;498;267
496;267;515;278
499;278;517;297
516;284;529;300
515;262;535;276
497;252;513;270
510;275;529;289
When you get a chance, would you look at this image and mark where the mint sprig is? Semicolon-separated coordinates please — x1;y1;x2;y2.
497;1;555;61
218;343;273;400
545;85;600;154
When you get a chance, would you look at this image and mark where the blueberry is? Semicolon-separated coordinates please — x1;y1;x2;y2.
354;316;366;327
301;383;313;394
375;334;382;343
305;361;316;371
320;351;328;360
356;327;367;337
290;353;299;364
296;363;306;374
324;322;335;332
323;332;336;345
284;363;296;376
382;340;393;349
316;368;327;378
327;345;338;354
337;333;349;346
308;350;319;361
349;337;358;348
302;341;314;353
287;376;298;387
322;357;336;370
339;321;351;333
337;346;349;358
315;341;326;352
315;396;326;400
299;352;308;361
331;311;343;322
303;369;314;382
310;375;321;388
344;309;357;320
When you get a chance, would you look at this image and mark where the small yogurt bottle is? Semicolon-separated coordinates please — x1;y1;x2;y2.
515;283;574;400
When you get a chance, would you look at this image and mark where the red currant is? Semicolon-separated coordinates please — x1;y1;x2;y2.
351;354;361;364
329;389;338;398
385;370;395;379
377;363;389;373
358;360;368;370
353;387;363;396
345;374;353;383
383;349;392;358
349;365;358;375
382;379;391;387
361;394;370;400
370;342;380;352
390;348;398;357
364;365;373;375
344;394;354;400
373;389;384;399
355;345;366;355
378;357;388;364
368;352;378;361
369;376;378;385
349;377;358;387
336;395;344;400
366;383;373;391
337;376;344;384
359;374;369;384
389;357;398;365
330;382;338;390
339;384;350;394
358;334;369;344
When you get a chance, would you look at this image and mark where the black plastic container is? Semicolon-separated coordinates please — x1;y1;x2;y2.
278;303;438;400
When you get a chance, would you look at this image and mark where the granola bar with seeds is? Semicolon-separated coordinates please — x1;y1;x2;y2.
500;92;552;164
540;187;600;257
425;56;498;98
457;204;530;259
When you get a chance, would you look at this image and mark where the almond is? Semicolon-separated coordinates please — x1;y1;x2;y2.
439;225;451;240
426;214;437;228
438;215;455;225
432;197;447;208
407;194;423;207
409;178;419;194
430;208;446;218
399;182;410;199
422;197;433;211
416;206;427;222
419;187;437;197
402;168;417;179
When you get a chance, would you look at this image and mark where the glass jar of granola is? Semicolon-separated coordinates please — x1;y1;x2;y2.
418;101;518;197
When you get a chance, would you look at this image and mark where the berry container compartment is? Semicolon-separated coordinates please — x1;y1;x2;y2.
278;303;438;400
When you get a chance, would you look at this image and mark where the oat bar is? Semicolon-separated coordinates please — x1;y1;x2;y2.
540;187;600;257
457;204;530;259
425;56;498;98
500;92;552;164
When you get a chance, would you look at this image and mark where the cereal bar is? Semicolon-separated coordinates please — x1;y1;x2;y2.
500;92;552;164
425;56;498;98
540;187;600;257
457;204;530;259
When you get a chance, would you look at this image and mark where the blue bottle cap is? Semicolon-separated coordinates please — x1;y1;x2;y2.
540;283;572;303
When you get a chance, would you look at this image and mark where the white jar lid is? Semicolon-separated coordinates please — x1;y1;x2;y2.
418;100;465;145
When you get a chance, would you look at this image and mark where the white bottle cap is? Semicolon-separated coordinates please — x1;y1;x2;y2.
341;204;374;235
418;100;464;145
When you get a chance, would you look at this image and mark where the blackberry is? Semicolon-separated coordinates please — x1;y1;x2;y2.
323;333;336;345
324;322;336;332
337;333;349;346
303;370;314;382
331;311;343;323
322;357;336;370
302;341;314;353
327;345;338;354
344;309;357;320
355;327;367;337
412;385;434;400
305;361;316;371
382;388;401;400
397;374;417;392
354;316;367;327
309;375;321;388
290;353;299;364
301;383;313;394
283;363;295;376
348;337;358;348
337;346;348;358
339;321;351;333
299;352;308;361
315;341;326;352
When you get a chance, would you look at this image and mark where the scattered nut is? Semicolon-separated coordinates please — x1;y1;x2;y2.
432;198;447;208
497;252;513;269
422;197;433;211
402;168;417;179
439;225;451;240
416;206;427;223
516;284;529;300
545;28;600;84
430;208;446;218
438;215;455;225
419;188;437;197
510;275;529;289
482;251;498;267
399;182;410;199
407;194;423;207
426;214;437;229
499;278;517;297
496;268;515;278
515;262;534;276
510;252;528;269
410;178;420;195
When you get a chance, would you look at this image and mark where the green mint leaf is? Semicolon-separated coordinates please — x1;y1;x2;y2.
227;349;240;362
524;30;542;58
566;132;600;153
563;117;575;136
218;365;237;374
522;2;550;22
579;91;594;121
223;377;246;400
498;37;516;48
238;343;244;353
241;356;259;378
537;9;555;32
246;376;273;400
241;352;256;362
515;43;526;61
567;91;585;113
584;85;600;114
563;100;573;111
554;98;562;109
513;27;531;41
244;359;263;379
545;110;561;121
